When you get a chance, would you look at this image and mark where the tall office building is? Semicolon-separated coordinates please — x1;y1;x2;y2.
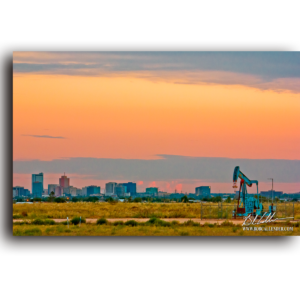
122;182;137;196
115;184;127;197
32;182;43;198
48;184;58;195
105;182;117;195
195;186;211;198
32;173;43;194
55;186;64;197
59;173;70;188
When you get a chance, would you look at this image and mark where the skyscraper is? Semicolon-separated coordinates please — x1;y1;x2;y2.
105;182;117;195
32;173;43;196
32;182;43;198
115;184;127;197
122;182;137;196
59;173;70;188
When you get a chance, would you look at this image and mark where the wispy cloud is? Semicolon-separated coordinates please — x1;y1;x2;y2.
22;134;66;139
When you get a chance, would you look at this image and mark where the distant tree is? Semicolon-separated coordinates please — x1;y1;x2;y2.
54;197;66;203
32;197;42;202
48;191;55;202
181;195;189;203
211;196;222;203
133;197;142;203
225;196;231;203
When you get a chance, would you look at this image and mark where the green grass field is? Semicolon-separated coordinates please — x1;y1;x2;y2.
13;202;299;220
13;220;299;236
13;216;300;236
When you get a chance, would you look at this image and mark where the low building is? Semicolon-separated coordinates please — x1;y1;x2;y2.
13;186;30;198
48;184;58;195
260;190;283;198
86;185;101;196
195;186;211;198
158;191;170;197
146;187;158;195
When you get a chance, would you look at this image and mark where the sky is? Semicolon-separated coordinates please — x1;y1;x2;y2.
13;52;300;193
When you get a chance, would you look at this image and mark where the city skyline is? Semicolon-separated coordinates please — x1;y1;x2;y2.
13;52;300;193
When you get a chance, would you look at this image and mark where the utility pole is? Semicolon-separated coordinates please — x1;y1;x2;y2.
268;178;274;204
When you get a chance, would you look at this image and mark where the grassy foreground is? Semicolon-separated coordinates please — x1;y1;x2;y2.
13;219;300;236
13;202;299;220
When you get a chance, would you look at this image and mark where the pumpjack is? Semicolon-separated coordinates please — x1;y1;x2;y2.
232;166;265;218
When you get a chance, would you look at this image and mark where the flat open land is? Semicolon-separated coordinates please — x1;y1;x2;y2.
12;202;300;236
14;217;299;225
13;222;299;236
13;202;299;219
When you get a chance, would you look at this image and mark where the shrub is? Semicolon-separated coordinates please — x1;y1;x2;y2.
32;219;44;225
125;220;138;226
44;219;56;225
180;231;189;236
146;218;171;227
13;214;22;219
54;197;66;203
133;197;142;203
232;227;238;233
171;220;180;226
113;221;124;226
154;219;171;227
32;198;42;202
183;220;200;227
71;216;86;225
147;217;158;224
97;218;108;225
220;221;235;227
24;228;42;236
21;211;28;217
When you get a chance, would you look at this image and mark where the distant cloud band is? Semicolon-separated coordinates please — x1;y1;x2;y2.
13;52;300;93
13;155;300;183
22;134;66;139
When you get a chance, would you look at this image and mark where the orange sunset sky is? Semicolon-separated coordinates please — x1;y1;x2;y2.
13;52;300;193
